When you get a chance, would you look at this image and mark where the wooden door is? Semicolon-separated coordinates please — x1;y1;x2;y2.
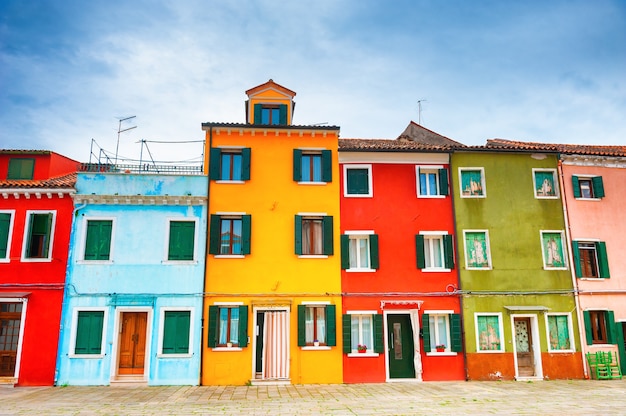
0;303;22;377
387;315;415;379
514;317;535;377
118;312;147;375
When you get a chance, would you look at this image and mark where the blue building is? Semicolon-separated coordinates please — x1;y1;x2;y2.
56;167;207;385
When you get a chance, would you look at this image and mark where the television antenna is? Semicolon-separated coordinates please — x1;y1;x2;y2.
115;116;137;165
417;100;427;125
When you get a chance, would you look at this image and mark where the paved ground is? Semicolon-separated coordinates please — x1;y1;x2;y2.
1;380;625;415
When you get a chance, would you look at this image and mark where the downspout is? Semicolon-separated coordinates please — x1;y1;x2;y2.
558;157;588;379
199;127;212;385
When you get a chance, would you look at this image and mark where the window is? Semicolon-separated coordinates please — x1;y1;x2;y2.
540;231;567;269
22;211;55;261
208;148;251;181
295;215;333;256
73;310;105;355
161;310;191;355
167;220;196;261
7;158;35;180
416;166;448;197
533;169;559;198
340;233;379;270
83;219;113;261
463;230;491;269
416;233;454;270
207;305;248;348
0;211;15;261
583;310;616;345
572;241;610;278
343;165;372;197
342;313;383;354
253;103;287;125
572;175;604;199
546;314;572;351
293;150;332;183
475;314;503;352
0;302;23;376
297;304;336;347
459;168;486;198
209;214;251;256
422;313;462;353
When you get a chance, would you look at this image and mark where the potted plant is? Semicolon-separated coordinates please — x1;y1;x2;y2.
357;344;367;353
436;344;446;352
313;339;320;347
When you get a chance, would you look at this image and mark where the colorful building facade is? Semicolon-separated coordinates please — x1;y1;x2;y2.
0;150;77;386
201;80;343;385
56;169;207;385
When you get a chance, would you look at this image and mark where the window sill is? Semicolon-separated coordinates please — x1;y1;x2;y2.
589;344;614;348
69;354;105;359
459;195;486;199
214;255;245;259
547;349;576;353
426;351;457;356
212;347;243;352
297;181;328;186
534;195;559;199
579;277;607;281
215;180;245;184
543;267;568;271
297;255;329;259
77;260;114;265
156;353;193;358
162;260;198;265
20;258;53;263
574;197;601;201
343;193;373;198
477;349;504;353
422;268;452;273
301;346;331;351
465;267;492;271
348;352;378;357
346;268;376;273
417;194;446;199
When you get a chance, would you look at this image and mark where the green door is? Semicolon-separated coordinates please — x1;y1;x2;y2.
387;314;415;379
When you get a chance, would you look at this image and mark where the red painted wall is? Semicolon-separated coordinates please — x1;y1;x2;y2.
0;151;78;180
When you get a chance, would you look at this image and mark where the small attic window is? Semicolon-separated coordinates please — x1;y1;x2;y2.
254;104;287;125
7;158;35;180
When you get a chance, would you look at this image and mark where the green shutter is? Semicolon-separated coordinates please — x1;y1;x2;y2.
450;314;462;352
607;310;616;344
342;314;352;353
297;305;306;346
238;306;248;347
26;213;52;258
326;305;336;346
209;148;222;180
241;215;251;255
279;104;288;125
572;241;582;278
209;215;221;255
438;168;449;196
572;175;581;198
444;234;454;269
294;215;303;255
293;149;302;182
253;104;262;124
615;322;626;374
168;221;195;261
163;311;190;354
421;314;431;352
583;310;593;345
321;150;332;183
373;314;384;353
75;311;104;355
0;213;12;259
597;242;610;278
592;176;605;198
208;306;218;348
415;235;425;269
347;168;369;194
369;234;379;270
340;235;350;270
323;216;334;255
7;158;35;180
241;148;251;181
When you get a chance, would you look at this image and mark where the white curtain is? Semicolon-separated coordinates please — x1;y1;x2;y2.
262;311;289;379
302;220;323;254
409;310;423;381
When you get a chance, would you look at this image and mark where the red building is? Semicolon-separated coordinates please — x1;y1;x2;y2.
0;150;77;386
339;123;466;382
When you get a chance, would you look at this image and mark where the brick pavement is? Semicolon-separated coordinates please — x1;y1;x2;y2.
1;380;625;415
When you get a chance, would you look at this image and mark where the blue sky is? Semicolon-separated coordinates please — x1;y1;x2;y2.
1;0;624;164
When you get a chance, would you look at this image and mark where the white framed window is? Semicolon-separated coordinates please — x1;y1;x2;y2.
475;313;504;352
70;307;108;357
341;231;378;271
80;217;115;263
544;313;574;352
416;232;454;271
0;210;15;262
423;312;451;354
416;165;448;198
343;164;373;197
350;313;374;354
540;231;567;270
532;169;559;199
21;210;56;262
165;217;198;263
295;213;333;257
462;230;492;270
294;149;332;184
459;167;486;198
298;302;335;348
572;175;604;199
158;307;194;357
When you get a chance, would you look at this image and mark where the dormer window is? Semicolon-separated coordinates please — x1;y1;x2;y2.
7;158;35;180
253;104;287;125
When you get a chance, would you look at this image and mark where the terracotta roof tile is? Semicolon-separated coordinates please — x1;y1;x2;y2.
339;138;458;152
0;172;77;189
485;139;626;157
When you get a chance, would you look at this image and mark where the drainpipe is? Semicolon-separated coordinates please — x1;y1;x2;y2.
558;157;588;379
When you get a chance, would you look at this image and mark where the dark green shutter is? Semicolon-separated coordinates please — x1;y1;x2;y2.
26;213;52;258
294;215;303;255
326;305;336;346
340;235;350;269
421;314;431;352
208;215;221;255
369;234;379;270
321;150;332;183
168;221;195;261
415;235;425;269
75;311;104;354
7;158;35;180
209;148;222;180
85;220;113;261
373;314;384;353
597;242;610;278
241;148;251;180
444;234;454;269
208;306;218;348
163;311;190;354
241;215;251;255
572;176;581;198
293;149;302;181
323;216;334;255
572;241;582;278
279;104;287;125
592;176;605;198
438;168;449;196
615;322;626;374
450;314;462;352
238;306;248;347
253;104;262;124
347;169;369;194
0;213;10;259
583;310;593;345
607;310;616;344
342;314;352;353
297;305;306;346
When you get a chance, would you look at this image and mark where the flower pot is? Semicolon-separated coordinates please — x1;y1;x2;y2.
358;349;366;353
436;347;445;352
313;341;320;347
227;342;233;348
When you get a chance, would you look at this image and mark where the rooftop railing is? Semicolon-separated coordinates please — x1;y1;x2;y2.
79;162;204;175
